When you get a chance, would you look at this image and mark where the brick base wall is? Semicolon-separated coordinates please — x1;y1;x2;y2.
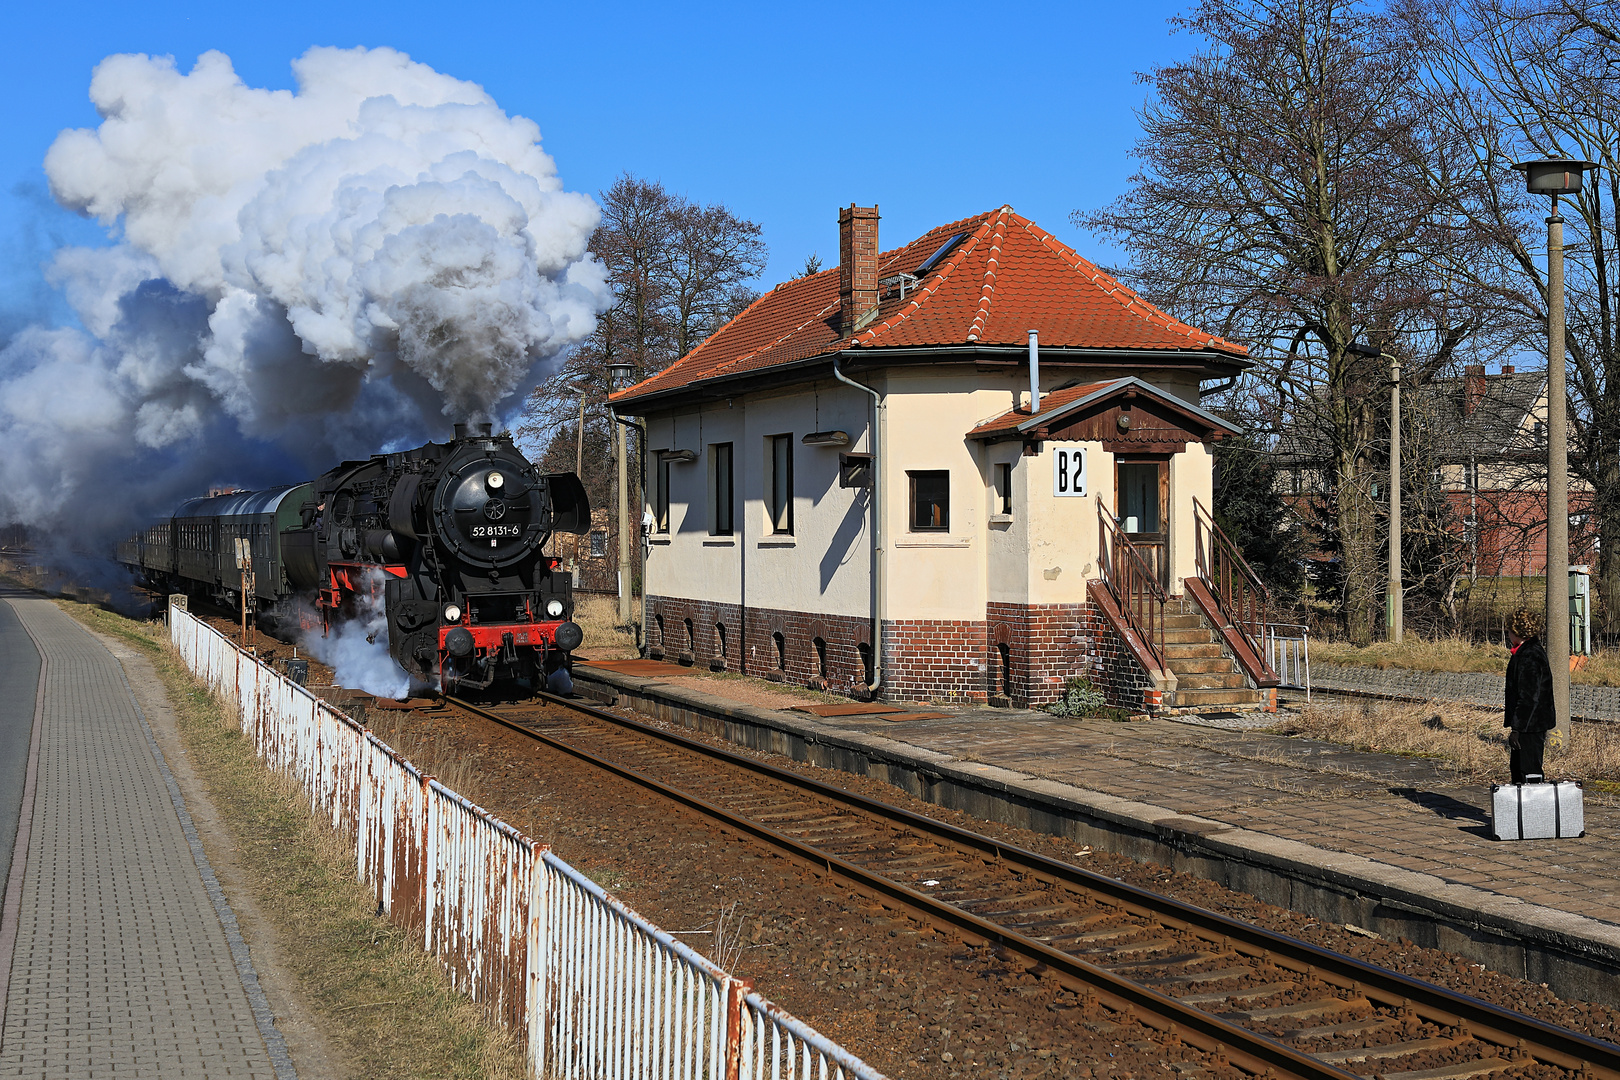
881;620;990;703
645;596;873;695
644;594;1160;710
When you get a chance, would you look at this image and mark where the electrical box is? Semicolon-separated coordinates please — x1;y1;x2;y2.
839;453;872;489
1570;565;1592;656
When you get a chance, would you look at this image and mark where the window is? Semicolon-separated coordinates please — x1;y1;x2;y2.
768;435;793;534
995;463;1013;516
655;453;671;533
588;531;608;558
711;442;734;535
909;470;950;532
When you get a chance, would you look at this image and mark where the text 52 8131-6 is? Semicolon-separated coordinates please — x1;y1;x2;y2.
471;524;523;538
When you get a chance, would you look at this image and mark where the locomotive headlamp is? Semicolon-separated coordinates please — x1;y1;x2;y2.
486;471;505;490
443;603;462;622
546;599;565;618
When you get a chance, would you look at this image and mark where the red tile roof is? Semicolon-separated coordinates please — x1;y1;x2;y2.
612;206;1247;406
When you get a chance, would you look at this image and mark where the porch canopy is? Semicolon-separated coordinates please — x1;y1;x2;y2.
967;376;1242;449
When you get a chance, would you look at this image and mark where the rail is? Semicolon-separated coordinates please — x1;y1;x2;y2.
1266;622;1311;700
1192;497;1273;672
1097;503;1168;672
169;603;883;1080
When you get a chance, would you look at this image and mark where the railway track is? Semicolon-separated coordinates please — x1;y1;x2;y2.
437;689;1617;1080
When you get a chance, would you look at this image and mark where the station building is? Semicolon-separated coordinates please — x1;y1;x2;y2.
609;204;1275;711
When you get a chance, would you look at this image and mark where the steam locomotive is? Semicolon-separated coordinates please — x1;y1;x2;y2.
117;422;589;692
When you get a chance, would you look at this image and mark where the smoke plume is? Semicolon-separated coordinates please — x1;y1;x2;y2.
1;46;608;548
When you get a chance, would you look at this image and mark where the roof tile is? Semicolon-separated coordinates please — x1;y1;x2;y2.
613;206;1246;405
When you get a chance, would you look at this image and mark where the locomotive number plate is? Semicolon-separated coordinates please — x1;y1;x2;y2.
471;524;523;538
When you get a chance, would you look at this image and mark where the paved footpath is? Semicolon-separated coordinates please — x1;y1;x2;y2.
0;588;292;1079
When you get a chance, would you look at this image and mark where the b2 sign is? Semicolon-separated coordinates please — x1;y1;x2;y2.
1053;446;1088;497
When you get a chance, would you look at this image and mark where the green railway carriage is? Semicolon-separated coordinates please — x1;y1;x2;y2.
120;484;314;606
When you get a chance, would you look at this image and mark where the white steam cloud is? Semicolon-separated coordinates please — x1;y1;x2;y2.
1;46;608;544
297;569;414;699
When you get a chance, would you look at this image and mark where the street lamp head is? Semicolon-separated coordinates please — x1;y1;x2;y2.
1513;158;1599;196
1346;342;1382;359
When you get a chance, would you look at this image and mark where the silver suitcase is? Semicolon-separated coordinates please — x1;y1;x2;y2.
1491;779;1584;840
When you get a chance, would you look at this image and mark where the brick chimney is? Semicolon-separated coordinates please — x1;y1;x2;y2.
839;204;880;338
1463;363;1487;416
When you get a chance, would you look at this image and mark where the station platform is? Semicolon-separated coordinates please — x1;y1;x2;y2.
574;660;1620;1007
0;586;292;1078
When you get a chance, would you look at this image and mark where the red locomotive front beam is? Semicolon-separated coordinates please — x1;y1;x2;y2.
438;621;571;652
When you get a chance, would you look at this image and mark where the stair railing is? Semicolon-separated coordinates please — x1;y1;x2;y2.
1097;503;1168;673
1192;497;1274;671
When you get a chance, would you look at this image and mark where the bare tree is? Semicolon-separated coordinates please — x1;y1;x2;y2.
1408;0;1620;636
518;175;767;540
1078;0;1505;642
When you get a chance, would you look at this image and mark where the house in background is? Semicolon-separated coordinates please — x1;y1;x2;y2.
1278;364;1598;582
609;204;1279;711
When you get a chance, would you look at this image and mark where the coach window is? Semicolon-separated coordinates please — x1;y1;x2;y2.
654;453;671;534
909;470;950;532
711;442;734;536
767;434;793;535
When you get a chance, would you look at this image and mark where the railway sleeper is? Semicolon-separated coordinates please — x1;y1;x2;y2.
1315;1037;1470;1066
1146;966;1259;986
1226;996;1370;1022
1381;1058;1511;1080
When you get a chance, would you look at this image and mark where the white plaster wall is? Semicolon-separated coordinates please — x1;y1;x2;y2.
1170;442;1214;594
640;382;874;618
1014;443;1111;605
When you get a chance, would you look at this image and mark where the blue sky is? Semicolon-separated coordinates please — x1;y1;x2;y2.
2;0;1193;325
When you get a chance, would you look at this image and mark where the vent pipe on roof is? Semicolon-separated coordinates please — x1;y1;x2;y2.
1028;330;1041;413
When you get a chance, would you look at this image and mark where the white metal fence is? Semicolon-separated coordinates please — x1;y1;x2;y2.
1265;623;1311;700
170;603;883;1080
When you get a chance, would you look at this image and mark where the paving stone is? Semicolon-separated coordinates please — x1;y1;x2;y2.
0;596;285;1079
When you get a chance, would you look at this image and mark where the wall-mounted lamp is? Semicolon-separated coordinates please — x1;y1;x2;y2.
802;431;850;447
661;449;698;463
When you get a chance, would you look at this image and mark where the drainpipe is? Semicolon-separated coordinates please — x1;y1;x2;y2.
832;356;883;695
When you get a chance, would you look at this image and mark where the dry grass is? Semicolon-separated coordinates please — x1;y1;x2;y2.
56;601;526;1080
1312;632;1620;688
573;593;642;660
1311;634;1510;675
1273;699;1620;801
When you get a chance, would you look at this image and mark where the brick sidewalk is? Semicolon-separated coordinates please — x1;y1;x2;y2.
0;594;290;1078
816;707;1620;925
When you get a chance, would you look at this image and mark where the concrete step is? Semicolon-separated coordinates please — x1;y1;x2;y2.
1167;657;1238;675
1161;614;1207;630
1176;687;1263;707
1175;672;1250;690
1163;643;1226;659
1163;628;1218;644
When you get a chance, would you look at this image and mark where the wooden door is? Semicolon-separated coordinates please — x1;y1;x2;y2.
1115;459;1170;588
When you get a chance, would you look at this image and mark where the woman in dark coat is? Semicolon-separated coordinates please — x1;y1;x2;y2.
1504;608;1555;783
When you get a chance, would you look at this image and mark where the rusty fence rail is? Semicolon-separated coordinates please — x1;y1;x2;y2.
168;603;882;1080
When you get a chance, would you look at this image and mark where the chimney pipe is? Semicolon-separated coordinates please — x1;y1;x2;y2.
1028;330;1040;413
1463;364;1487;417
453;422;469;440
839;204;880;338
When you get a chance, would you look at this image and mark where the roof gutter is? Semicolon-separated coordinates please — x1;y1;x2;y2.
832;356;884;697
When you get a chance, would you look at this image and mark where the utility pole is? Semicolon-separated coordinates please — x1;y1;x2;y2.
1349;341;1402;643
1389;352;1402;644
608;362;634;628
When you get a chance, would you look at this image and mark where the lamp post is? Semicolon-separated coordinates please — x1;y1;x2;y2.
1350;342;1402;643
1514;157;1598;747
607;361;635;627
